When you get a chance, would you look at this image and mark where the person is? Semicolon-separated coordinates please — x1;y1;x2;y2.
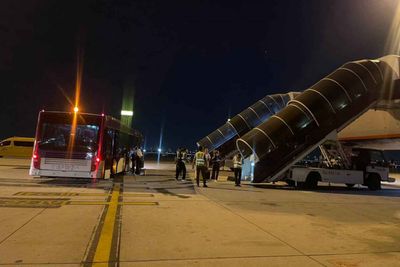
233;153;242;186
204;148;211;167
130;147;136;173
135;147;144;175
124;147;130;172
204;148;211;180
192;146;208;187
175;148;187;180
210;150;221;180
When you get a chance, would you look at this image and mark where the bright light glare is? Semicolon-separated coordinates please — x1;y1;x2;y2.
121;110;134;116
74;107;79;113
143;149;147;153
157;148;162;153
385;2;400;55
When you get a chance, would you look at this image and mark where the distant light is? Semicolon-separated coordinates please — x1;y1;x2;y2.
143;149;147;153
41;109;45;112
74;106;79;113
227;118;231;122
121;110;134;116
157;148;162;153
251;162;255;167
96;157;100;163
101;113;105;117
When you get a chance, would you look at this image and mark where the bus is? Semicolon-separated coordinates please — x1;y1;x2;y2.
29;111;142;179
0;137;35;158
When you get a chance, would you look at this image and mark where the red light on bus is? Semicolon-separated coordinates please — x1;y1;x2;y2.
32;153;40;169
91;157;101;172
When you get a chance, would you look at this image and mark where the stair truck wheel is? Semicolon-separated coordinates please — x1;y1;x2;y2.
305;172;320;190
367;173;381;191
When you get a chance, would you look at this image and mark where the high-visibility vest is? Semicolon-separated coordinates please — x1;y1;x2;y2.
233;156;242;168
195;152;205;166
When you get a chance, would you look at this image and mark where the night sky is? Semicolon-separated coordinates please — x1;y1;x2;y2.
0;0;398;150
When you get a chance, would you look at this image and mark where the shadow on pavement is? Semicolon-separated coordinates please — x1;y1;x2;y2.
251;183;400;197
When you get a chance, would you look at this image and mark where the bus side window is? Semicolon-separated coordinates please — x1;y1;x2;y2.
113;130;120;157
103;129;114;168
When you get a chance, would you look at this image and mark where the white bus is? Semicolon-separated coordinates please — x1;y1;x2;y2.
29;111;142;179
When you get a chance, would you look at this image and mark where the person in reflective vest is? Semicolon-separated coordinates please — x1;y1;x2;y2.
233;153;242;186
192;146;208;187
175;148;186;180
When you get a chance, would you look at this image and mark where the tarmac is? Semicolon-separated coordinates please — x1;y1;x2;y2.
0;158;399;266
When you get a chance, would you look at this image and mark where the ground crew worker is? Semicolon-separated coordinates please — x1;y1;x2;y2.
211;150;221;180
192;146;208;187
233;153;242;186
175;148;186;180
124;147;130;172
135;147;144;175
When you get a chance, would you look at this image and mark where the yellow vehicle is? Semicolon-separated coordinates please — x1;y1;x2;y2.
0;137;34;158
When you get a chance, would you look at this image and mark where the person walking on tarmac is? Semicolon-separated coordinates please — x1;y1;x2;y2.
135;147;144;175
233;153;243;186
211;150;221;180
175;148;187;180
192;146;208;187
204;148;211;180
130;147;136;174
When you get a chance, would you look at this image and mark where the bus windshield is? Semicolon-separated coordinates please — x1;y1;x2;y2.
38;123;99;153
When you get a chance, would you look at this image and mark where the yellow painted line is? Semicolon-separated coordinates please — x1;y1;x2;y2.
14;192;110;197
121;202;158;205
0;198;69;208
123;193;154;197
68;201;110;205
68;201;158;206
15;192;154;197
92;183;120;267
68;193;109;196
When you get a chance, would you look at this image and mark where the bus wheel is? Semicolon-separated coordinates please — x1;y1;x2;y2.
345;183;355;188
367;174;381;190
100;164;106;179
286;179;295;187
305;172;319;190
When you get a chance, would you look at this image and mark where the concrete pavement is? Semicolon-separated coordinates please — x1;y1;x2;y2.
0;158;399;266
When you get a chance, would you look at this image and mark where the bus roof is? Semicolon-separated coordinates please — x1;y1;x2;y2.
38;111;142;138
